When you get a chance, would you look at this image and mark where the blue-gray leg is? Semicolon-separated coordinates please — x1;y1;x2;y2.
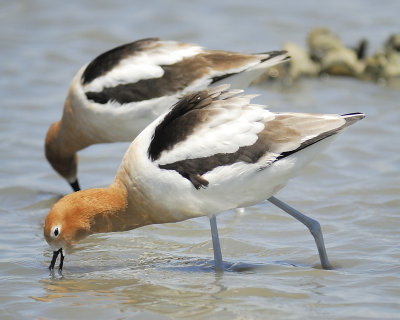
209;215;224;271
268;196;333;270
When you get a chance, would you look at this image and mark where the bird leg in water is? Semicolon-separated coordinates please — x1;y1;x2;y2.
208;197;333;271
268;196;333;270
209;215;223;271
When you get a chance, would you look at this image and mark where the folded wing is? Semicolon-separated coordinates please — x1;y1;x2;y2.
147;85;364;189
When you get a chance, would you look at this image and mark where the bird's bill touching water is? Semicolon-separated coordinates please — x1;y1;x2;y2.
49;248;64;271
69;179;81;192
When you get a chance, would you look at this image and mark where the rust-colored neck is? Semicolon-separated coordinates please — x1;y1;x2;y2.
86;181;155;233
45;98;96;182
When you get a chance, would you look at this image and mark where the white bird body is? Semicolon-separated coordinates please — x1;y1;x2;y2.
116;85;359;223
121;137;334;222
44;85;364;271
46;39;289;190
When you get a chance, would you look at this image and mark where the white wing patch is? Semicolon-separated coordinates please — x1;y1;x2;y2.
82;41;203;93
155;95;275;166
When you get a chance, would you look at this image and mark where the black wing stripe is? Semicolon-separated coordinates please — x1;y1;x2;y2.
158;138;270;189
85;71;183;104
81;38;160;85
148;89;216;161
84;58;208;104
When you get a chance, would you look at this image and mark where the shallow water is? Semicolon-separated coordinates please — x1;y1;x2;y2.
0;0;399;319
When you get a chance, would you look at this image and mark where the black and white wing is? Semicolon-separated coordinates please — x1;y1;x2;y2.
145;85;364;189
79;38;289;106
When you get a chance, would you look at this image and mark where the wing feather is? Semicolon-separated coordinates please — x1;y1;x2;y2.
79;39;288;106
145;85;363;189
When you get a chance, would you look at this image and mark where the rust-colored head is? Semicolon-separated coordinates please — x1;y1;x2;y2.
44;191;92;254
44;186;130;270
45;121;80;191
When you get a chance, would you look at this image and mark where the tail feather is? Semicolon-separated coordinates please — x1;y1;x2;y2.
259;50;290;63
253;50;290;70
212;50;289;89
341;113;365;127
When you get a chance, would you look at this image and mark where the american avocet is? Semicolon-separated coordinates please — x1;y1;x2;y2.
45;38;289;191
44;85;364;272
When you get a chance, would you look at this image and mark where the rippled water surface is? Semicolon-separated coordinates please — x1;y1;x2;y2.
0;1;399;319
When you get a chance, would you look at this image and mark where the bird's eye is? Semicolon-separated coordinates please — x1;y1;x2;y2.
51;226;60;238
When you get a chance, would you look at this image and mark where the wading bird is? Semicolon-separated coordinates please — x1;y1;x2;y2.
45;38;289;191
44;85;364;272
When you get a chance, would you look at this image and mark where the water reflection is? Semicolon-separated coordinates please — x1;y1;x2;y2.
35;255;315;318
